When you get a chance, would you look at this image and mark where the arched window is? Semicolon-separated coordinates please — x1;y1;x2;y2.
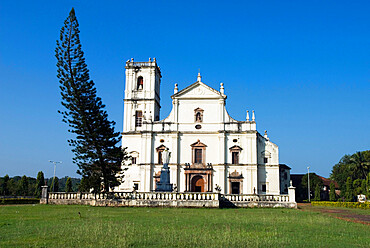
137;76;143;90
194;108;204;123
196;112;201;121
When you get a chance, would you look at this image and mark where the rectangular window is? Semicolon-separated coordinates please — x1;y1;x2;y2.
232;152;239;164
131;157;136;164
264;157;268;163
231;182;240;194
133;183;139;191
262;184;266;193
158;151;163;164
135;111;143;127
195;149;202;164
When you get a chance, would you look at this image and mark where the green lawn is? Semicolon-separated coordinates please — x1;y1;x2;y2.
0;205;369;247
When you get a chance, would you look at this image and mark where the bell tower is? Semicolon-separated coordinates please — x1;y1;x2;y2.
123;58;161;132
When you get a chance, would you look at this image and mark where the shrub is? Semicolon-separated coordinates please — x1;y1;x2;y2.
0;198;39;205
311;201;370;209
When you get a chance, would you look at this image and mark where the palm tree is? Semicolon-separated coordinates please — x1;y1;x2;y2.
350;152;370;180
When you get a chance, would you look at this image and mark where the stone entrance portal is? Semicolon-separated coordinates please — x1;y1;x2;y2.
191;176;205;192
184;164;213;192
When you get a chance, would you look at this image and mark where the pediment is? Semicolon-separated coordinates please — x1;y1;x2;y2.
229;145;243;151
190;139;207;147
172;82;225;99
156;144;167;151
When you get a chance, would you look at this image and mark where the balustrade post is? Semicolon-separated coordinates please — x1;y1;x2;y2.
40;186;48;204
288;181;296;203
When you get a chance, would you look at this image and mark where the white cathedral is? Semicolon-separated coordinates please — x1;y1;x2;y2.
117;58;291;195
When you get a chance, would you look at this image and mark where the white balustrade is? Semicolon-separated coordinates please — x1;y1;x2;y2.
47;191;289;203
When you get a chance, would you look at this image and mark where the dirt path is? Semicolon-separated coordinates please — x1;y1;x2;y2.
298;203;370;226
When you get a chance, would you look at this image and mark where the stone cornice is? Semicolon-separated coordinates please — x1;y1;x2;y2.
257;164;280;167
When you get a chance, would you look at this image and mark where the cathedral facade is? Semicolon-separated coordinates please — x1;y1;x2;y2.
117;58;291;195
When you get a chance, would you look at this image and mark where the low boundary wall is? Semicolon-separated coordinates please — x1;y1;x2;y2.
40;187;297;208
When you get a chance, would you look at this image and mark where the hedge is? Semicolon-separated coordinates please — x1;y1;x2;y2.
0;198;39;205
311;201;370;209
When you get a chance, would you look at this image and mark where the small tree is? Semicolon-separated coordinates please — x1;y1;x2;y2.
34;171;45;197
78;177;90;192
7;179;17;196
1;174;10;196
65;177;72;192
360;180;366;195
51;177;59;192
345;177;353;202
313;184;321;201
329;182;336;201
19;175;29;196
353;179;363;195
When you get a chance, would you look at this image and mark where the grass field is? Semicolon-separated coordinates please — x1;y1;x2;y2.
0;205;369;247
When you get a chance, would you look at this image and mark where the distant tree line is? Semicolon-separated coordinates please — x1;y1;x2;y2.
0;172;81;197
294;150;369;203
330;150;370;202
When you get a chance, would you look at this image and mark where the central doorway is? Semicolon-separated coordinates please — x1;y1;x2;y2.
191;175;205;192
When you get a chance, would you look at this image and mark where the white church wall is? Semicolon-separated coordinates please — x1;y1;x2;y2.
265;166;280;194
120;60;288;196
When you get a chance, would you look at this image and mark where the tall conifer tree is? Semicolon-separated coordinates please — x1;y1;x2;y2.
55;8;127;192
34;171;45;197
19;175;29;196
51;177;59;192
65;177;72;192
329;182;336;201
345;177;353;202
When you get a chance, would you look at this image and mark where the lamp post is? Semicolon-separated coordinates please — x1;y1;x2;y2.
307;166;310;203
49;160;62;192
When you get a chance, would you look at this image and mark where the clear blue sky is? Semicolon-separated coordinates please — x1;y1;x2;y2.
0;0;369;179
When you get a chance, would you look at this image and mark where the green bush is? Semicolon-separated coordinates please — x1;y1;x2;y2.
311;201;370;209
0;198;39;205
